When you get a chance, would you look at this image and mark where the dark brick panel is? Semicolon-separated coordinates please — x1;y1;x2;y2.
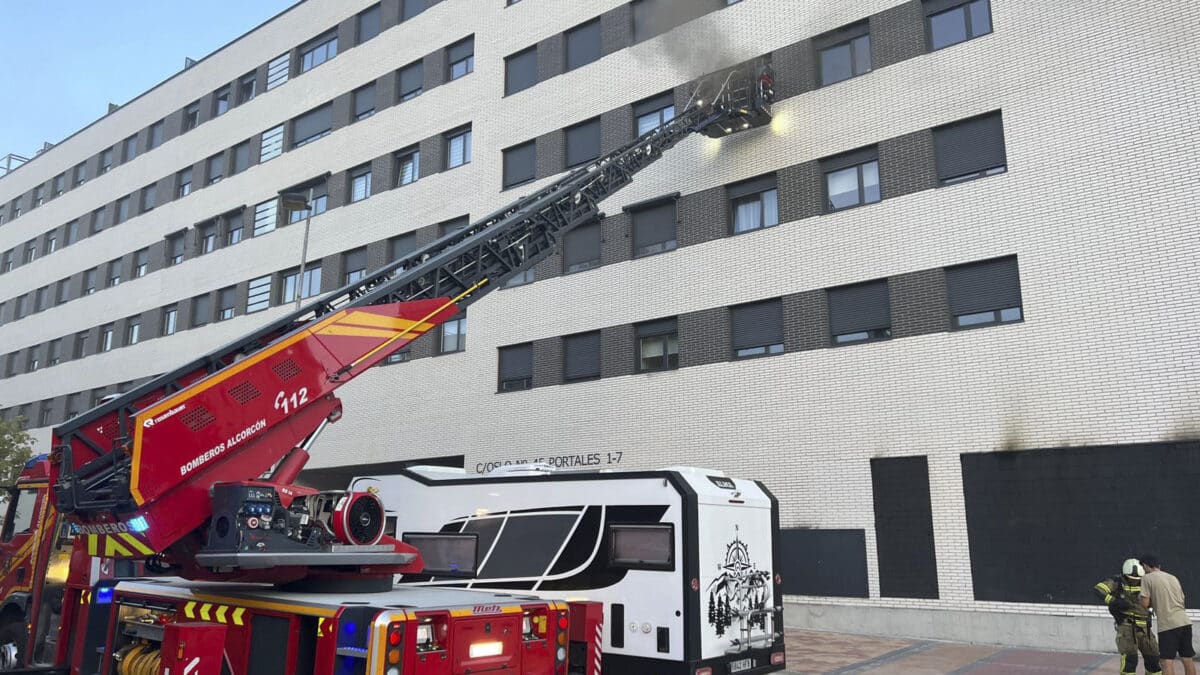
531;337;563;388
600;324;635;379
535;130;563;180
376;71;397;109
380;0;401;29
319;253;343;293
678;307;730;368
337;16;356;51
327;170;349;211
419;134;443;179
423;48;447;89
776;161;823;223
254;62;270;100
533;249;561;283
537;34;564;82
782;289;830;352
371;153;395;196
600;106;633;155
871;455;939;599
330;92;354;133
162;108;184;144
676;186;726;247
197;92;216;126
879;129;938;199
367;240;390;271
408;330;437;360
870;0;928;69
889;268;950;338
600;214;629;267
234;280;250;317
600;4;633;56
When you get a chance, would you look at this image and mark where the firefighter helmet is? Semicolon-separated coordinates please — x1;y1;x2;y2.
1123;558;1144;580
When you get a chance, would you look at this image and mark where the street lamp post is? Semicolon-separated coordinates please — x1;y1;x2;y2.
279;189;314;310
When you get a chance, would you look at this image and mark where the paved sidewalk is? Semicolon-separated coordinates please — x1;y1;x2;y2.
780;629;1123;674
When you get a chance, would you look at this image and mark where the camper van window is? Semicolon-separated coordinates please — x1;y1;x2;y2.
477;514;578;579
610;524;674;570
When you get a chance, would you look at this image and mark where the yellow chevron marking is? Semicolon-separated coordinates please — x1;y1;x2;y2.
200;603;212;621
86;535;98;556
231;607;245;626
317;325;420;339
81;590;90;604
102;536;133;558
318;618;328;637
118;533;155;555
184;602;197;619
216;605;228;623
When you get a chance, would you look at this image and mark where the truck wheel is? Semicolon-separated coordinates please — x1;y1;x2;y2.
0;620;24;670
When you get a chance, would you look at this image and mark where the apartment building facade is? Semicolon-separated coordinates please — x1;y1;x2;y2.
0;0;1196;648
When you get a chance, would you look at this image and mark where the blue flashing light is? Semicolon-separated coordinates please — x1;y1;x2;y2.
343;621;357;636
23;453;49;470
96;586;114;605
127;516;150;533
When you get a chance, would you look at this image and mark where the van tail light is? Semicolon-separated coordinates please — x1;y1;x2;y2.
385;621;404;673
771;651;785;665
695;668;713;675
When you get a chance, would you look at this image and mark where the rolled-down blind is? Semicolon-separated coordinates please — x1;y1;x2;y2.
731;299;784;350
498;343;532;381
828;279;891;335
633;91;675;117
354;84;376;117
399;61;423;96
292;104;332;144
344;247;367;273
503;142;536;187
947;256;1020;315
563;222;601;267
505;47;538;95
564;331;601;380
566;19;601;70
631;201;676;252
933;112;1006;181
821;146;878;173
565;118;601;167
637;317;676;338
727;174;778;200
448;37;474;63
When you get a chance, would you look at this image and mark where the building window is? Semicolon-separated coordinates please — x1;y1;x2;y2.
90;208;106;234
350;165;372;203
101;324;115;352
398;60;424;101
817;22;871;86
32;185;44;208
253;200;278;236
47;339;61;366
447;36;474;81
225;211;245;245
134;249;148;277
43;231;56;255
107;259;121;287
292;104;332;148
260;124;285;162
343;248;368;284
505;47;538;96
634;91;675;136
823;147;880;211
630;198;677;257
13;296;25;319
140;185;156;212
199;222;218;254
238;71;257;103
358;4;381;42
445;127;472;169
53;173;65;196
217;287;236;321
300;33;338;73
828;279;891;344
122;135;138;162
502;141;536;188
39;402;53;427
440;315;466;353
401;0;425;21
214;87;231;117
232;141;251;174
27;351;40;373
498;343;533;392
927;0;992;51
83;268;97;295
0;251;10;273
728;174;779;234
731;299;784;358
933;111;1007;184
353;83;376;121
286;181;328;222
64;220;78;245
438;216;469;238
504;269;536;288
563;221;601;273
385;348;412;365
65;394;80;419
563;331;601;382
115;196;131;224
177;167;193;197
266;52;290;90
74;162;87;186
55;279;69;305
396;148;420;186
192;294;212;327
148;120;164;150
74;331;89;358
282;266;322;303
22;240;36;264
565;19;601;71
246;275;271;313
637;318;678;372
564;117;601;169
161;306;178;336
183;101;200;132
207;154;224;185
389;232;417;262
947;256;1022;328
34;287;47;312
126;318;141;345
166;233;185;266
100;148;113;173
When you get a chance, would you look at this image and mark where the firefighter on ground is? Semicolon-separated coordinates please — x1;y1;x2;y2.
1096;558;1162;674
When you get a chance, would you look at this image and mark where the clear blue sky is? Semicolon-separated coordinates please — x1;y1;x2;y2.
0;0;297;160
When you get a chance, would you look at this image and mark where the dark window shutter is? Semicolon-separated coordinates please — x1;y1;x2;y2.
631;201;676;253
310;180;328;201
358;5;381;42
399;61;424;96
438;216;469;237
505;47;538;95
565;118;601;167
821;145;878;173
933;112;1006;181
727;173;778;200
498;343;532;381
401;0;424;20
354;83;376;117
292;104;332;143
923;0;971;15
390;232;416;260
564;331;601;380
947;256;1021;315
563;222;601;268
813;19;870;50
636;317;676;338
828;280;891;335
633;91;675;117
566;20;602;71
448;37;474;63
632;0;657;42
344;248;367;273
233;143;250;173
731;299;784;350
503;142;536;187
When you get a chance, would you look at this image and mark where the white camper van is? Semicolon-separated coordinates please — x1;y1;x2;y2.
356;465;786;675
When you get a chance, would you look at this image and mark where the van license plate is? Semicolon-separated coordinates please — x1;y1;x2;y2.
729;658;754;672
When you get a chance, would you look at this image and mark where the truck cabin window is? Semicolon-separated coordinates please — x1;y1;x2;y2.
609;524;674;570
2;488;39;541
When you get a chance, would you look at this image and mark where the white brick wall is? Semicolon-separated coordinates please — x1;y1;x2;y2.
3;0;1198;630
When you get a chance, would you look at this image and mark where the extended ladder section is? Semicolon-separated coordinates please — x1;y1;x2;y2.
49;60;775;561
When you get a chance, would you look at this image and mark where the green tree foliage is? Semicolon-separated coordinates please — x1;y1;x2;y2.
0;417;34;485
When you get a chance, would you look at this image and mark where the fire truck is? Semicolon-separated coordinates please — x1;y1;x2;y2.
0;60;778;674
